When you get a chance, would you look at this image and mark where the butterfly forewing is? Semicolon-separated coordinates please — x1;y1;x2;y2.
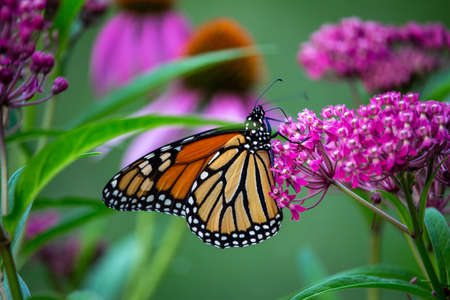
102;130;244;217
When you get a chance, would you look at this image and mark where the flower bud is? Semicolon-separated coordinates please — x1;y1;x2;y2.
52;77;69;94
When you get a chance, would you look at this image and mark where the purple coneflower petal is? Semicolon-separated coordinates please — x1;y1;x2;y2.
121;85;200;166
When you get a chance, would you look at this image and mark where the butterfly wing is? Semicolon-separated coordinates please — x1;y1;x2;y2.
102;129;242;217
185;143;282;248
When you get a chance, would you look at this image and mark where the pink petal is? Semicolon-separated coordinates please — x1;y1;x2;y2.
121;85;200;166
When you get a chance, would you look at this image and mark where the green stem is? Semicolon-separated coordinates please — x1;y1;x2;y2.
0;110;8;216
333;180;409;234
128;217;185;300
368;218;382;300
399;174;445;299
0;227;22;300
404;233;429;280
125;214;155;300
36;98;56;152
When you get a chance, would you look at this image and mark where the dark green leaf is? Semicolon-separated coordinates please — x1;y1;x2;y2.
27;296;63;300
6;168;30;255
424;208;450;284
6;129;64;144
422;68;450;101
297;247;338;300
69;47;268;127
52;0;87;60
290;274;433;300
377;190;413;232
21;209;112;259
6;115;228;233
418;157;448;227
83;235;138;300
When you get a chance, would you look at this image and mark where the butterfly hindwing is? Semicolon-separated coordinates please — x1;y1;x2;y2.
184;140;282;248
102;129;244;217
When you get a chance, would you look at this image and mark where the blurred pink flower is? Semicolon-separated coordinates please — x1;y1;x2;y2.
121;18;265;165
297;18;450;92
25;211;60;240
90;4;191;96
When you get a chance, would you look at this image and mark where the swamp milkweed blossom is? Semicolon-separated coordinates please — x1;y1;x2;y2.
0;0;68;131
271;91;449;219
297;18;450;92
90;0;191;96
122;18;266;166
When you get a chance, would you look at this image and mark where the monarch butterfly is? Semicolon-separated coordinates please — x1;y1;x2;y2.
102;104;283;248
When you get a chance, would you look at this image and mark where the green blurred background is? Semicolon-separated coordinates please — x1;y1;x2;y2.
22;0;450;299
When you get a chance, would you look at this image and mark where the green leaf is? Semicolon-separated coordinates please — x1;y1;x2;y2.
83;235;138;300
377;190;413;232
69;47;267;127
6;114;228;233
422;68;450;101
424;208;450;284
290;265;432;300
67;290;103;300
4;273;31;300
21;208;112;260
418;157;448;227
297;247;338;300
78;152;103;158
52;0;87;61
6;129;64;144
27;296;62;300
6;168;30;255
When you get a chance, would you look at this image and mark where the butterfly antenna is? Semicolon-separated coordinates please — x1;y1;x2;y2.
254;78;283;108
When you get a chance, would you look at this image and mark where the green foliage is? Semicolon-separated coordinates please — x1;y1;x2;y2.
52;0;87;61
83;235;138;300
297;247;338;300
377;190;413;232
4;273;31;300
6;115;228;234
290;265;432;300
418;157;448;227
67;290;103;300
424;208;450;284
422;68;450;101
69;47;265;127
5;129;64;144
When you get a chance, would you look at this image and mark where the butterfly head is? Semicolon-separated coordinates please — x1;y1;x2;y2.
244;105;271;151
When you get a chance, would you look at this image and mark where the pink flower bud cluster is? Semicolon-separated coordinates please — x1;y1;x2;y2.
298;18;450;92
0;0;68;110
270;92;449;220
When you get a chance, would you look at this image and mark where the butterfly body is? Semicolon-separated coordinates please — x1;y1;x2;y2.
102;105;282;248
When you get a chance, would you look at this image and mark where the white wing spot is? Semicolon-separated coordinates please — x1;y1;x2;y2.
200;171;208;180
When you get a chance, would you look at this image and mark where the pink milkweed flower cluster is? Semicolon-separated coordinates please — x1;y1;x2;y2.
298;18;450;92
0;0;68;114
270;91;449;220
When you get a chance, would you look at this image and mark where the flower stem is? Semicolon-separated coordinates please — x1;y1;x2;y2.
0;227;22;300
36;98;55;152
368;218;382;300
0;111;8;216
332;180;409;234
399;174;445;298
128;217;185;300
